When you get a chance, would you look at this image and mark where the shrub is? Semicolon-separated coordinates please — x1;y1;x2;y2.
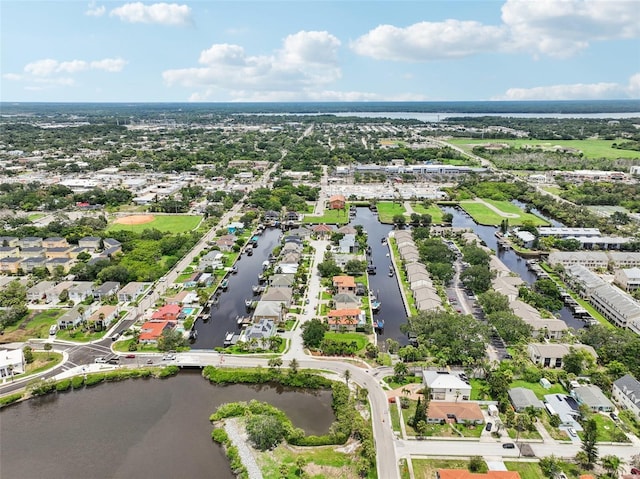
0;392;23;407
246;414;286;450
157;365;179;378
55;379;72;392
211;428;229;444
71;375;85;389
84;373;105;387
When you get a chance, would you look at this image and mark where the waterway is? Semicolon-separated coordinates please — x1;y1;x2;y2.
442;206;584;329
192;227;283;349
0;371;335;479
352;207;408;346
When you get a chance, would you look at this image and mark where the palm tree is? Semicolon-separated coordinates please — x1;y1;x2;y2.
601;455;623;478
289;358;299;375
343;369;351;390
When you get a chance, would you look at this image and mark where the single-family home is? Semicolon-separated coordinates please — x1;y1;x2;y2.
57;306;86;329
573;385;614;413
327;309;365;331
151;304;181;322
437;470;520;479
27;281;55;302
118;282;147;302
544;393;583;431
49;281;74;303
612;374;640;419
88;305;119;329
333;293;360;310
102;238;121;252
527;343;597;369
338;234;357;254
20;247;46;258
261;287;293;308
227;222;245;234
423;371;472;401
68;282;94;303
284;211;300;224
78;236;102;251
328;194;346;210
216;235;237;252
263;210;280;223
269;273;295;288
427;402;484;425
183;272;202;288
333;275;356;294
253;301;283;324
312;224;333;238
199;251;224;270
93;281;120;300
508;387;545;412
242;318;276;344
139;320;173;343
21;256;47;273
0;349;25;378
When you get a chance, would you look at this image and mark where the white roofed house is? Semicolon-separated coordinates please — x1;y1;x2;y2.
612;374;640;419
57;306;87;329
27;281;55;302
78;236;102;251
0;349;25;379
68;282;94;304
117;282;147;303
423;370;471;401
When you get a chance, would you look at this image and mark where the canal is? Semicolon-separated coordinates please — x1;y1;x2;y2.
442;206;584;329
352;207;409;346
192;227;283;349
0;371;335;479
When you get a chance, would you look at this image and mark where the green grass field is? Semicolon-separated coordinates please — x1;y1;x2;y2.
509;380;567;400
505;462;544;479
376;201;406;223
460;200;548;226
412;459;474;479
323;331;368;351
303;208;350;225
107;214;202;234
446;138;640;160
1;309;64;342
411;203;445;223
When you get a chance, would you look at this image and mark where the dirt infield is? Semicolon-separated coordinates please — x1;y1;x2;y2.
114;214;155;225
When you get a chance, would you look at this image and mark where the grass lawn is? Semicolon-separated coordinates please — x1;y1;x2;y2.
56;326;109;343
258;442;361;479
1;309;65;342
411;203;445;223
384;375;423;390
12;352;63;380
376;201;406;223
539;413;572;442
28;213;46;221
445;138;640;160
509;380;567;400
303;208;350;225
323;331;368;352
459;200;548;227
505;462;544;479
579;413;629;443
107;214;202;234
469;378;491;400
390;401;402;432
412;459;475;479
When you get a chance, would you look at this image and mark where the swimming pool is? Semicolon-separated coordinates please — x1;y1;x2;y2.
182;307;196;315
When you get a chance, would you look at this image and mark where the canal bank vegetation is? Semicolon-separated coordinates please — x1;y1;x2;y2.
210;380;377;478
0;366;180;408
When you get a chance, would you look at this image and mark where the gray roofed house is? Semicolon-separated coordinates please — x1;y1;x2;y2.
27;281;55;302
612;374;640;419
0;246;19;258
243;318;276;343
573;385;614;412
68;282;94;303
402;252;420;263
118;282;147;302
78;236;102;250
253;301;283;323
338;234;356;253
544;394;582;431
20;247;45;258
509;387;544;412
0;236;19;247
528;343;597;368
260;287;293;307
405;263;428;276
492;276;525;301
19;237;42;248
57;306;86;329
93;281;121;300
22;256;47;273
269;273;295;288
334;293;360;310
102;238;121;249
281;251;301;264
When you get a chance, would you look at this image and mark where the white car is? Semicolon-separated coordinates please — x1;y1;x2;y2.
162;354;176;361
568;427;577;437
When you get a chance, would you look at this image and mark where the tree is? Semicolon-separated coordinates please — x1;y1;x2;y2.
295;457;306;477
601;455;622;478
289;358;299;375
478;291;510;315
581;417;599;469
343;369;351;390
469;456;486;473
301;318;326;348
44;342;53;359
23;345;34;364
415;420;427;438
539;455;561;478
394;361;409;382
268;357;283;371
460;265;495;293
157;328;188;352
563;348;595;376
246;414;285;451
392;214;406;226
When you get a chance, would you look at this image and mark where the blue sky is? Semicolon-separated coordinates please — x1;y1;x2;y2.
1;0;639;102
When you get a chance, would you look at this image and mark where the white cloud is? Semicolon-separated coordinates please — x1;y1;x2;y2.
352;0;640;61
90;58;127;72
496;73;640;100
352;20;507;61
110;2;192;26
85;1;106;17
23;58;125;77
3;73;23;81
164;30;347;100
501;0;640;57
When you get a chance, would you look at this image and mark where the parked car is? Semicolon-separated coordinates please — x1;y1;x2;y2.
502;443;515;449
94;357;106;363
630;468;640;475
485;422;492;432
568;428;577;437
609;412;618;422
162;354;176;361
125;354;136;359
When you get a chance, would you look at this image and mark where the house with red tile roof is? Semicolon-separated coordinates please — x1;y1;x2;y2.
327;308;365;331
437;470;520;479
139;321;174;343
328;194;346;210
151;304;181;321
427;402;484;425
332;275;356;294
